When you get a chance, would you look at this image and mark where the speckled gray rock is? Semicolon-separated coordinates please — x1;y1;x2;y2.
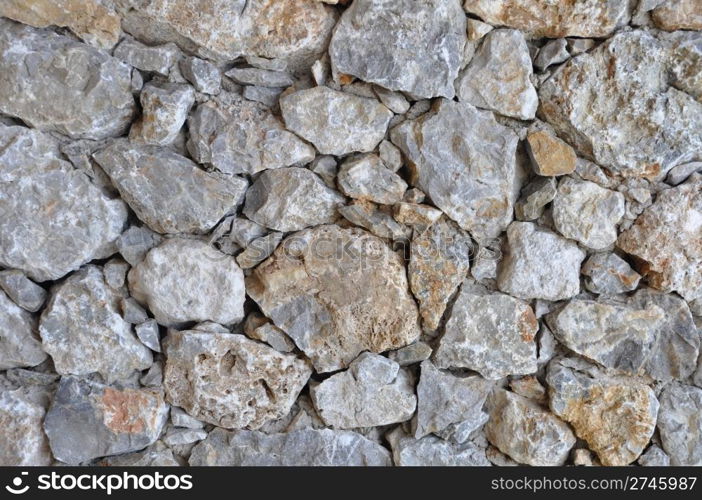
582;253;641;295
0;381;53;465
457;29;537;120
618;174;702;301
389;342;433;367
280;87;393;156
515;177;557;221
409;218;472;330
0;291;46;371
187;99;315;175
189;427;392;466
434;282;538;379
486;389;575;466
0;20;135;139
337;155;407;205
553;178;625;250
163;331;311;430
102;442;180;466
391;99;519;242
657;382;702;466
129;82;195;146
93;141;247;235
539;31;702;179
180;57;221;94
243;168;344;232
44;376;168;465
39;266;152;382
667;161;702;186
0;124;127;282
329;0;466;99
534;38;570;71
243;315;295;353
113;37;180;76
225;67;293;88
135;320;161;353
339;201;412;241
247;225;420;373
497;222;586;301
116;226;163;266
128;238;246;327
0;270;47;313
236;232;284;270
389;429;490;466
638;445;671;467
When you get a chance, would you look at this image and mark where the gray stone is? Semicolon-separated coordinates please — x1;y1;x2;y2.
44;376;168;465
391;99;518;242
657;382;702;466
245;55;288;72
373;87;410;115
485;389;576;466
171;406;204;429
329;0;466;99
497;222;586;301
567;37;597;55
0;124;128;282
236;232;284;270
102;442;180;466
164;331;311;430
339;201;412;242
457;29;537;120
393;203;443;231
227;218;268;248
129;82;195;146
638;445;671;467
0;291;46;370
247;225;420;373
243;167;344;232
552;178;625;250
114;37;180;76
582;253;641;295
136;320;161;353
515;177;557;221
0;381;52;465
128;238;246;327
534;38;570;71
120;297;149;324
103;259;130;290
163;427;207;447
190;428;392;466
378;140;403;172
434;282;538;380
243;316;296;353
180;57;221;94
242;85;285;107
337;155;407;205
389;342;433;367
93;141;247;235
309;156;338;188
225;67;293;88
0;270;47;313
389;429;490;466
0;20;135;140
187;99;315;175
39;266;152;382
116;226;163;266
280;86;393;156
667;161;702;186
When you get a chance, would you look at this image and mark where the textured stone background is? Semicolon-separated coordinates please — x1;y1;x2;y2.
0;0;701;467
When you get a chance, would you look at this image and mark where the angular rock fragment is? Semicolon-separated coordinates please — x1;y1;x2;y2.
102;442;180;466
552;178;625;250
485;390;575;466
243;315;295;353
389;342;433;367
534;39;570;71
310;353;415;429
190;428;391;466
113;38;180;76
281;87;393;156
337;155;407;205
164;331;311;430
135;320;161;353
434;282;538;379
0;381;53;465
0;270;47;313
657;382;702;466
526;131;577;177
39;266;152;381
391;99;519;241
0;125;127;282
652;0;702;30
225;68;293;88
638;446;671;467
547;358;659;466
667;161;702;186
514;177;557;221
393;203;443;230
180;57;221;94
339;201;412;241
130;83;195;146
617;175;702;301
389;429;490;466
0;291;46;371
44;377;168;465
457;29;537;120
329;0;466;99
243;168;344;232
497;222;585;301
236;232;284;270
582;253;641;295
94;141;247;235
128;238;246;327
116;226;162;266
247;225;420;372
0;20;135;139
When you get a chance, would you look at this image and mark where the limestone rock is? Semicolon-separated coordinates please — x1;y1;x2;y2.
515;177;557;221
534;39;570;71
526;131;577;177
638;445;671;467
434;282;538;379
113;37;180;76
389;430;490;466
652;0;702;30
329;0;466;99
463;0;632;38
408;218;472;330
310;353;416;429
389;342;433;367
128;238;246;327
243;316;295;353
391;99;519;241
485;389;575;466
0;382;52;465
667;161;702;186
243;168;344;232
582;253;641;295
281;87;393;156
339;201;412;241
657;382;702;465
617;175;702;301
0;270;47;313
180;57;221;94
116;226;163;266
547;358;659;466
337;155;407;205
0;124;127;282
44;376;168;465
135;320;161;353
93;141;247;235
190;428;392;466
0;291;46;371
39;266;152;382
497;222;586;301
0;20;135;139
225;67;293;88
247;225;420;372
187;99;315;175
552;178;625;250
393;203;443;230
457;29;537;120
164;331;311;430
129;83;195;146
102;442;180;466
236;232;284;270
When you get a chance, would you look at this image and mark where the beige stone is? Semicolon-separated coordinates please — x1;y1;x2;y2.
652;0;702;31
526;131;577;177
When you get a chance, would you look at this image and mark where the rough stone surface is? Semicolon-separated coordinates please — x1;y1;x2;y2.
389;429;490;466
0;290;46;371
337;155;407;205
0;381;53;465
582;253;641;295
526;131;577;177
515;177;557;221
657;382;702;466
339;201;412;242
113;38;180;76
180;57;221;94
247;225;420;372
652;0;702;30
129;82;195;146
0;270;47;313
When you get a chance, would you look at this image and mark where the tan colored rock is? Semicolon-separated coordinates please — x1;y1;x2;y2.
0;0;121;49
247;225;420;372
652;0;702;31
526;131;577;177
